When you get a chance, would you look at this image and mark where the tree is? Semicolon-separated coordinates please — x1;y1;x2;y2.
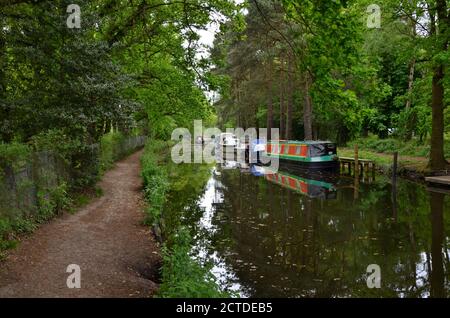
429;0;448;170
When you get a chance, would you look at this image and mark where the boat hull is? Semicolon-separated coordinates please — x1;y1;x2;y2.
261;154;339;170
279;157;339;170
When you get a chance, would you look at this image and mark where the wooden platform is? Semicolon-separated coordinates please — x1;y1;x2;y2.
425;176;450;187
339;157;375;173
338;156;376;183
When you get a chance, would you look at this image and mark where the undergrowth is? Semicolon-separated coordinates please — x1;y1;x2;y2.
0;132;144;256
347;134;450;158
141;140;228;298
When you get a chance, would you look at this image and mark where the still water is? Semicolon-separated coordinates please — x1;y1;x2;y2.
164;163;450;298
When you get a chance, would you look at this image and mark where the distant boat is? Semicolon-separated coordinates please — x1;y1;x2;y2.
261;140;339;169
215;133;239;148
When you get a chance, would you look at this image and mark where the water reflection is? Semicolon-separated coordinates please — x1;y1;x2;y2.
258;167;337;200
430;192;445;298
165;162;450;298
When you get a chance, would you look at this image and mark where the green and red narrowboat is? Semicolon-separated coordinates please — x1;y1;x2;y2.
263;140;339;169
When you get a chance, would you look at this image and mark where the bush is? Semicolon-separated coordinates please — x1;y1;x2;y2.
30;129;84;163
141;140;169;225
348;135;400;153
144;174;169;225
99;132;126;173
36;182;72;222
0;142;31;171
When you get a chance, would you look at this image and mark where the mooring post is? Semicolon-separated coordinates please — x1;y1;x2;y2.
392;151;398;184
354;144;359;199
372;162;376;181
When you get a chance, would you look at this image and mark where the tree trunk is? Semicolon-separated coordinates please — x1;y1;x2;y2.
286;54;294;140
429;0;448;170
430;65;446;169
0;16;11;143
236;81;241;127
405;59;415;112
267;60;273;140
405;9;417;113
404;11;417;141
0;24;4;97
303;74;313;140
279;55;285;140
404;58;415;140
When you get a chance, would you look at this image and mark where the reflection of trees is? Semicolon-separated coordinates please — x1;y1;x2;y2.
206;171;449;298
161;162;449;297
162;163;214;244
430;192;445;298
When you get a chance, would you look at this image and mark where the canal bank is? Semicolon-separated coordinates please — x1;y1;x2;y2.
338;147;450;182
140;141;229;297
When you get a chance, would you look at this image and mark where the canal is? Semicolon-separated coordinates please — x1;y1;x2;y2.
163;162;450;298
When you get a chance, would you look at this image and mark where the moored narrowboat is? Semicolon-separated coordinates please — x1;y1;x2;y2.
262;140;339;169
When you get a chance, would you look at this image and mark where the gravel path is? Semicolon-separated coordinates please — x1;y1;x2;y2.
0;150;160;298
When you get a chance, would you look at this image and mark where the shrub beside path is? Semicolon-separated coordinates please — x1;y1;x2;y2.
0;150;160;297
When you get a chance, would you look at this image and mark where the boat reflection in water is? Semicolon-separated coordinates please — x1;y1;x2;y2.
251;165;337;200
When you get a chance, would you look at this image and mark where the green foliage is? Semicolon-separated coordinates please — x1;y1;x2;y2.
30;129;84;162
37;182;72;222
0;142;31;171
349;136;403;153
0;181;72;254
99;132;126;173
0;133;143;254
144;173;169;226
158;227;228;298
211;0;448;166
141;141;170;225
348;135;450;158
1;1;139;144
141;140;227;298
1;181;70;254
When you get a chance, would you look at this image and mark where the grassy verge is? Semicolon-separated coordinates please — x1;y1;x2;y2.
346;134;450;158
338;146;429;179
338;147;427;170
141;140;228;298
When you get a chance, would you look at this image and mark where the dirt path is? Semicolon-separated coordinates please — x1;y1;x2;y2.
0;150;160;298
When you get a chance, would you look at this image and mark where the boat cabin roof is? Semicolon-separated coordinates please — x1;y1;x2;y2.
268;140;334;145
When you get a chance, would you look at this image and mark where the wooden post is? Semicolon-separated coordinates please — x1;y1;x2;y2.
354;144;359;200
392;152;398;184
372;162;376;181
